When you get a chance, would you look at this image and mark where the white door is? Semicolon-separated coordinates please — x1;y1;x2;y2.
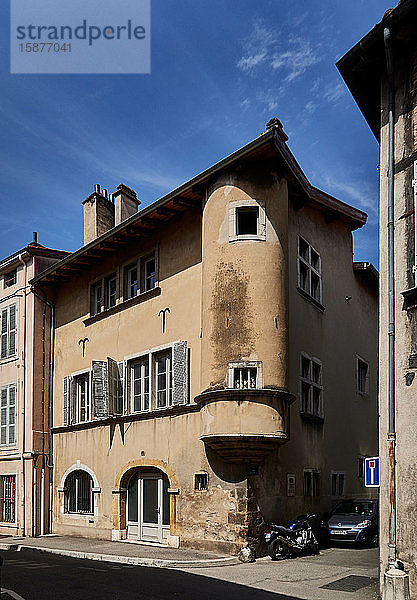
127;472;170;543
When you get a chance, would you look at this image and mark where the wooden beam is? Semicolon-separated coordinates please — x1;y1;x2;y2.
157;206;177;216
141;216;160;228
173;197;201;209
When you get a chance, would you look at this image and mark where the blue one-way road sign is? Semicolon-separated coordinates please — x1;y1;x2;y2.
365;457;380;487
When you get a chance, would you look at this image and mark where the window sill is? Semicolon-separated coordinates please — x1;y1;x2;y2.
52;402;199;433
296;287;325;312
300;411;324;424
229;235;266;243
84;286;161;326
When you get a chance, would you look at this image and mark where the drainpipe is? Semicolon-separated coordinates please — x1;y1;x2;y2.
382;27;410;600
18;255;28;536
48;302;54;534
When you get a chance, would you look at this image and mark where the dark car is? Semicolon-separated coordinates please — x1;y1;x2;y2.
327;499;378;546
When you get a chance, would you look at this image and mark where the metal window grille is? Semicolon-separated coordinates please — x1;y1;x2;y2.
0;475;16;522
66;471;93;514
233;367;257;389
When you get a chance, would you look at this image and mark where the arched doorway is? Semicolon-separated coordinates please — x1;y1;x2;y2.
126;468;170;543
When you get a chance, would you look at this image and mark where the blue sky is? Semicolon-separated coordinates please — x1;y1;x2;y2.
0;1;387;265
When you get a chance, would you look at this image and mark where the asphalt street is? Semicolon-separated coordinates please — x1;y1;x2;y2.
0;546;379;600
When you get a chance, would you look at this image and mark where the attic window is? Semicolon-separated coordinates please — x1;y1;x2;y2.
4;270;16;288
236;207;258;236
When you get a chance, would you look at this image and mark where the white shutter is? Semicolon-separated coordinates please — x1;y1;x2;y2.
8;385;16;444
63;377;69;425
172;341;188;405
92;360;109;418
1;309;8;359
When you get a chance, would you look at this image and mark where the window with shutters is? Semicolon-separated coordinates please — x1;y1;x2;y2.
131;356;150;412
1;304;17;360
74;373;90;423
65;470;93;514
0;385;16;446
0;475;16;522
125;341;188;413
298;237;322;304
155;350;172;408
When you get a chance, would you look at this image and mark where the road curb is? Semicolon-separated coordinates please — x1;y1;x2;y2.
0;544;238;569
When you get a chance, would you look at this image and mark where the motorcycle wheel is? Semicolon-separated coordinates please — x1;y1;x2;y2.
269;539;288;561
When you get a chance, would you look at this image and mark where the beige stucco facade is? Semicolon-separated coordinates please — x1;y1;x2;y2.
35;124;378;554
0;242;67;537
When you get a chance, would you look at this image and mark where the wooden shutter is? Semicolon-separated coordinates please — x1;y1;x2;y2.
116;361;124;415
8;306;16;356
63;377;69;425
70;377;76;424
122;361;128;414
1;387;7;444
172;341;188;405
8;385;16;444
107;357;120;415
92;360;109;419
1;309;8;359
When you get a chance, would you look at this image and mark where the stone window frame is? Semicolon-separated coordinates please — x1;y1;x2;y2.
58;461;101;519
227;361;263;389
228;199;267;243
356;355;369;396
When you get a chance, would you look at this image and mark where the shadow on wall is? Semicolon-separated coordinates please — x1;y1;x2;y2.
52;210;202;329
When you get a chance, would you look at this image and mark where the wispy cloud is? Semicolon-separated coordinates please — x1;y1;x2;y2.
237;22;321;84
322;81;345;104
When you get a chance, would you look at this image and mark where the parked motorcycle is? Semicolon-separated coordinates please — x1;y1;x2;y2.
265;514;320;560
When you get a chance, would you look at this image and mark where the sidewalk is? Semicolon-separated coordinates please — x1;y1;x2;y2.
0;535;237;568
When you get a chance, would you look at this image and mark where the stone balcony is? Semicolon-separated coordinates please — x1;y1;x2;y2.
196;388;294;462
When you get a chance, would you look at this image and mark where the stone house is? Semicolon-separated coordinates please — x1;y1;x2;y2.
0;237;68;536
338;0;417;595
32;120;378;553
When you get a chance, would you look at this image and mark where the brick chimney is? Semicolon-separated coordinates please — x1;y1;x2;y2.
82;184;115;245
112;184;140;226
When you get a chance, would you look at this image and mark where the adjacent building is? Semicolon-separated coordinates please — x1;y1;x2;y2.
31;120;378;553
0;237;68;536
338;0;417;595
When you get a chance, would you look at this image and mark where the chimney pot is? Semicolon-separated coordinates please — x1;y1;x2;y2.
102;189;108;198
94;184;100;194
33;232;38;244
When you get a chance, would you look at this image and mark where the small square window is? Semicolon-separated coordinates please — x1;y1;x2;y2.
195;473;208;491
4;270;16;288
236;207;259;236
233;367;257;389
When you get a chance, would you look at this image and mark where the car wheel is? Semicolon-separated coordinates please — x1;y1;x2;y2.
269;539;288;561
